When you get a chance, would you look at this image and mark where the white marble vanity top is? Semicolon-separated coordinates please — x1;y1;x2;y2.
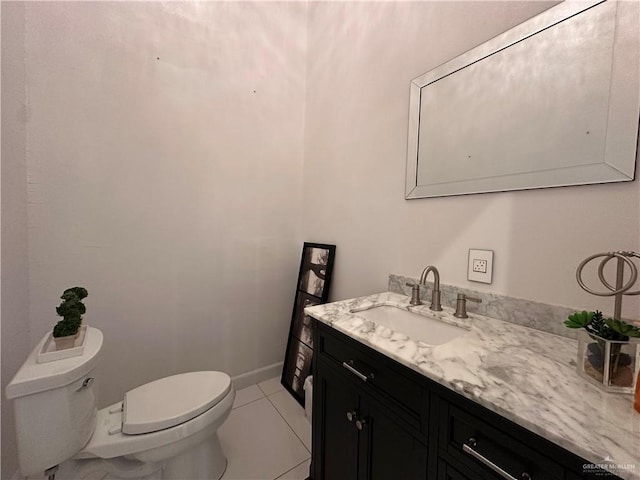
305;292;640;480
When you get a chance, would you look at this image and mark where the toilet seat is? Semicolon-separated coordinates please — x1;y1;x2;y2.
123;371;231;434
77;371;234;460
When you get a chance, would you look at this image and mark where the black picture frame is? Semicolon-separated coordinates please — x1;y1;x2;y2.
281;242;336;405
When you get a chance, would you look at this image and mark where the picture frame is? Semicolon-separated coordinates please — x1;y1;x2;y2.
281;242;336;405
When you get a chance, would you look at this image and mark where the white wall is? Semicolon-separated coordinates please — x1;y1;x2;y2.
303;1;640;318
1;3;31;478
22;1;307;407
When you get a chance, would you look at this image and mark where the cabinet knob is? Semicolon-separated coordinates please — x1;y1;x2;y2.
355;418;367;431
346;410;357;423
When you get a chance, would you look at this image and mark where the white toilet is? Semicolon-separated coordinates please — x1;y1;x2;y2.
6;327;235;480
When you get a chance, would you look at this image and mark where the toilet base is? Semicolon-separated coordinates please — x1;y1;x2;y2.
32;457;163;480
162;432;227;480
39;433;227;480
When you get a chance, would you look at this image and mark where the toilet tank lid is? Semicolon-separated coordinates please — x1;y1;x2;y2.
122;371;231;435
6;327;104;399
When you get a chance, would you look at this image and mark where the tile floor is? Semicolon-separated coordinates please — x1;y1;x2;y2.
219;377;311;480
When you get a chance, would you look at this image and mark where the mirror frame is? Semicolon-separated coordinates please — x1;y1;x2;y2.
405;0;639;199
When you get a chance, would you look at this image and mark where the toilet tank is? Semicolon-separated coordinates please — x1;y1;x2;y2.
6;327;103;477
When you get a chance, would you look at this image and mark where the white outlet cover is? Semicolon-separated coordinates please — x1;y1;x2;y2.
468;249;493;283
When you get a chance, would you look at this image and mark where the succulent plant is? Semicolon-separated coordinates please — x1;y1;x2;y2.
564;310;640;341
52;287;88;338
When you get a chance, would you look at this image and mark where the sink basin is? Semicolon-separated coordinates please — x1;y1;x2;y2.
351;305;468;345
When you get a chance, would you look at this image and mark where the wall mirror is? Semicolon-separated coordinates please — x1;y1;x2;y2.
405;0;639;199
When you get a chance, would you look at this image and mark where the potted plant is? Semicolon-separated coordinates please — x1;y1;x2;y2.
565;310;640;392
52;287;88;351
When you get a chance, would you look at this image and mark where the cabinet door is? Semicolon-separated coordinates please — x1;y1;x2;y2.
437;459;474;480
314;358;360;480
362;394;428;480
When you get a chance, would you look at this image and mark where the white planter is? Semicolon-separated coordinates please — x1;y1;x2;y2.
37;325;88;363
53;334;77;351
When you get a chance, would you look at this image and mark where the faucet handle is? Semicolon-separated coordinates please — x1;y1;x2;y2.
454;293;482;318
406;283;422;306
463;294;482;304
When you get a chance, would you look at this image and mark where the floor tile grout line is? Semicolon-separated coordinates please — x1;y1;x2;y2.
222;392;308;480
232;383;267;410
265;392;312;455
273;458;311;480
234;386;310;451
231;394;265;411
257;378;285;397
232;385;267;409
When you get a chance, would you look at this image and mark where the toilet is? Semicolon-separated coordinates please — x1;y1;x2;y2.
6;327;235;480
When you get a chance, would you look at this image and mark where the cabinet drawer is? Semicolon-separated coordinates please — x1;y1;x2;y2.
317;323;426;432
440;401;564;480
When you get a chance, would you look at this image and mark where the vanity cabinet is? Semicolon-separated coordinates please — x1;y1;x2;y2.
313;359;359;480
437;397;563;480
435;391;624;480
312;324;430;480
311;321;623;480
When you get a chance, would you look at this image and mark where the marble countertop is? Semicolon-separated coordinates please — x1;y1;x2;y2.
306;292;640;480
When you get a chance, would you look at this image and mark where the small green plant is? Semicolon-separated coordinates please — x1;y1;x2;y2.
52;287;88;338
564;310;640;341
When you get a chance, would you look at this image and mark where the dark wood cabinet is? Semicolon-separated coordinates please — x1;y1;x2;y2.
436;381;623;480
436;459;476;480
438;400;563;480
314;358;359;480
312;324;427;480
311;320;623;480
363;392;428;480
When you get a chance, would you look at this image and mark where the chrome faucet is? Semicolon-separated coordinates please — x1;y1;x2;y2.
419;265;442;311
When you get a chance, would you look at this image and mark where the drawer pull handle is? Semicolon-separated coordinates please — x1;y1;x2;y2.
342;361;374;382
355;418;366;431
463;438;531;480
346;410;357;422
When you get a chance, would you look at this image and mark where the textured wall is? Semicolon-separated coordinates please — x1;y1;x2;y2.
1;3;31;478
22;1;307;407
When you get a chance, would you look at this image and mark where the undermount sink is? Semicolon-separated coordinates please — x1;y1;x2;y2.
350;305;468;345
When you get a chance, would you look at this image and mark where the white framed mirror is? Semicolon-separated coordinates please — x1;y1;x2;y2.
405;0;639;199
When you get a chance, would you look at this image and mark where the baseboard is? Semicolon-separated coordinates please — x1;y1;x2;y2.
231;361;283;391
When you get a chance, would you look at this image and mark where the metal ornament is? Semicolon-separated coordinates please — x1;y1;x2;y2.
576;251;640;320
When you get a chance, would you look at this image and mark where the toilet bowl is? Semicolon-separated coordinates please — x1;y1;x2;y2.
6;328;235;480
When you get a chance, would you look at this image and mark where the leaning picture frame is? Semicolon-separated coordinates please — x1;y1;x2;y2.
281;242;336;406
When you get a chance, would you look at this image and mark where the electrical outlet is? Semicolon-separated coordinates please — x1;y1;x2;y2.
472;259;487;273
468;249;493;283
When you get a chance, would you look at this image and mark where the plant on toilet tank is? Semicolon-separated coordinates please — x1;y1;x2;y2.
52;286;88;350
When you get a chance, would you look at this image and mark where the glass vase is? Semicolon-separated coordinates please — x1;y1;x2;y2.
576;330;640;394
